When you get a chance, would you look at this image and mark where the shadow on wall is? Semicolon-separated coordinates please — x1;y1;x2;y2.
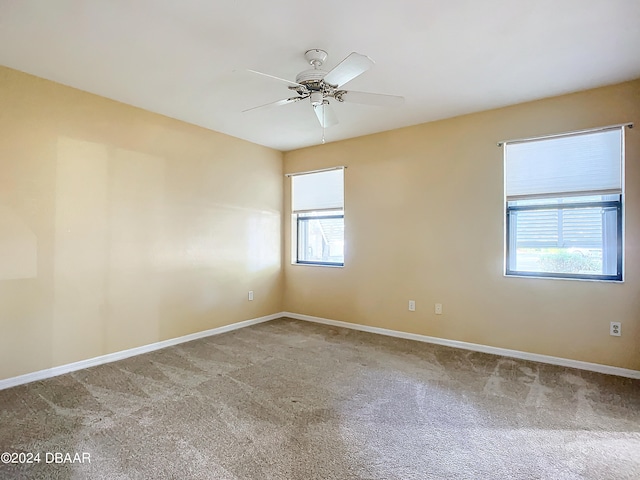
48;136;281;366
0;132;282;381
0;205;37;280
51;136;163;365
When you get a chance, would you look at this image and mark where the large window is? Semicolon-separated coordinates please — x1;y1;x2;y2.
504;126;625;281
290;168;344;266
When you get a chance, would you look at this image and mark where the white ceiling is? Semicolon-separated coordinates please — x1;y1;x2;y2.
1;0;639;151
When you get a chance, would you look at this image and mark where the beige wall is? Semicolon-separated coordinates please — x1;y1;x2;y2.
2;65;638;382
283;79;640;371
0;67;283;380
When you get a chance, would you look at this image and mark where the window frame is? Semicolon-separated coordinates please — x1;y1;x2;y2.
502;125;627;282
288;166;346;268
505;195;623;281
295;212;345;267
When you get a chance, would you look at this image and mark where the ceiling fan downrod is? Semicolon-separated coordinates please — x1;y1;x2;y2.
305;49;328;68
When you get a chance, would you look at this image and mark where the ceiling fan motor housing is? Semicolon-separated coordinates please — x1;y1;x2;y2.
295;69;327;85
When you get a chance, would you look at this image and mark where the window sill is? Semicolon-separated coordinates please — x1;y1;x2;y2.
291;262;344;268
504;273;623;283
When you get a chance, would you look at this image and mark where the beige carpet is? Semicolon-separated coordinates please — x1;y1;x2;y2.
1;318;639;479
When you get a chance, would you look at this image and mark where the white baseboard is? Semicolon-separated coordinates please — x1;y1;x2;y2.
0;313;281;391
283;311;640;380
3;311;638;390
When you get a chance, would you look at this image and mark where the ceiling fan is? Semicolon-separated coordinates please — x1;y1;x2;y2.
244;49;404;129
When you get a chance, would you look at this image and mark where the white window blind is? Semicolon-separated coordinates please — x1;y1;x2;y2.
505;128;622;200
292;169;344;213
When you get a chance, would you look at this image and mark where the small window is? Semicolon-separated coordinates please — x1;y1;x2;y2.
504;127;625;281
297;211;344;265
290;168;344;266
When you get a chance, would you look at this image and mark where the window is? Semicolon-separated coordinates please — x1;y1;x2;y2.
290;168;344;266
504;126;625;281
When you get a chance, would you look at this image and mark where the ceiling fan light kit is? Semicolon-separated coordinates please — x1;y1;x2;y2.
309;91;323;106
245;49;404;134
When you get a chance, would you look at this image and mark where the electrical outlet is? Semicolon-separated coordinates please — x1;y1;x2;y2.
408;300;415;311
435;303;442;315
610;322;621;336
248;291;254;301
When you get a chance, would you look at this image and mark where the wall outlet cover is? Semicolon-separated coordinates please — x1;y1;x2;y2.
610;322;621;336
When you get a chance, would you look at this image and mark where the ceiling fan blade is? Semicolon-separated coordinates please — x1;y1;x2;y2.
242;96;303;113
313;102;338;128
337;90;404;107
322;52;374;87
247;69;304;87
